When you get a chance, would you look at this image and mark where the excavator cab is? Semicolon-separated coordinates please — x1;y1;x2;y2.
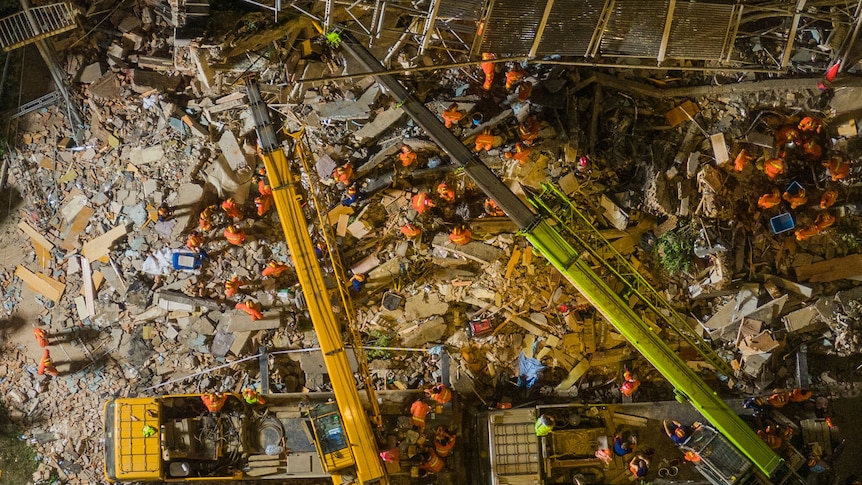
307;402;355;473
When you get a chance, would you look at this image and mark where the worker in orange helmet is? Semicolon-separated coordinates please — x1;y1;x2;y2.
332;163;354;186
401;223;422;238
764;158;785;180
221;197;243;220
782;188;807;209
157;203;174;222
757;189;781;210
505;142;532;165
199;205;215;231
262;260;290;278
442;104;463;128
38;349;58;376
824;157;850;181
437;182;456;204
757;429;783;449
224;224;246;246
517;81;533;102
620;369;640;397
399;144;417;167
820;189;838;209
420;449;445;474
425;383;452;404
186;231;204;251
411;192;435;214
449;225;472;245
505;66;526;90
225;275;244;298
350;273;367;292
201;392;227;412
255;194;273;216
518;117;540;145
485;198;505;216
767;391;789;409
236;299;263;320
800;139;822;160
242;387;266;405
775;125;800;146
410;399;430;430
34;327;50;348
480;52;496;91
475;127;494;152
734;149;754;172
815;211;836;230
798;116;823;133
789;388;813;402
434;426;456;457
258;178;273;197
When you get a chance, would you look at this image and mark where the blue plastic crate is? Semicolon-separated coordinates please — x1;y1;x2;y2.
770;213;795;234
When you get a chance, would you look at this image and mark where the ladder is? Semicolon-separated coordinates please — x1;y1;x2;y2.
0;2;76;52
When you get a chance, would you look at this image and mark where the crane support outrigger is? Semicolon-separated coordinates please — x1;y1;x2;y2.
337;31;786;483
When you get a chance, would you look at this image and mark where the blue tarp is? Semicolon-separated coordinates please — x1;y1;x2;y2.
518;350;545;388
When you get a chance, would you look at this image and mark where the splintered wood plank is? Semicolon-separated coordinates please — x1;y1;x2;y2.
18;221;54;267
505;247;522;279
81;257;96;317
15;266;65;302
795;254;862;282
81;225;128;261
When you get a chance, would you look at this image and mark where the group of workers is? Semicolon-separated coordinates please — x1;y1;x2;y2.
33;327;59;377
394;383;455;475
199;388;266;413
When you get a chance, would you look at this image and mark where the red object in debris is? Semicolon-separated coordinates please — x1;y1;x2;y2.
467;318;493;338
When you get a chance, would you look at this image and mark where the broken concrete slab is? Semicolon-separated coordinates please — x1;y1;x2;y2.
404;292;449;321
352;107;405;144
398;316;447;347
128;144;165;166
431;233;504;265
218;130;248;170
228;312;280;332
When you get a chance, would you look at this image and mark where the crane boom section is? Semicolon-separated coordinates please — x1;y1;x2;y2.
246;78;386;485
339;33;782;478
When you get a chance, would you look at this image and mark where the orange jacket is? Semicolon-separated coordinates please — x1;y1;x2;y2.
333;164;354;185
199;207;214;231
517;81;533;102
449;227;472;245
242;388;266;405
34;328;49;348
485;199;505;216
519;118;539;145
764;158;784;180
427;384;452;404
224;226;246;246
38;349;58;376
505;68;526;90
400;224;421;238
475;130;494;151
410;400;430;428
236;301;263;320
221;198;243;219
798;116;822;133
505;143;532;165
782;189;807;209
186;232;204;250
262;261;290;278
434;434;456;457
757;190;781;209
481;53;496;90
258;179;273;196
437;183;455;204
255;195;273;216
815;211;835;230
399;145;417;167
225;277;243;297
411;192;435;214
824;158;850;181
621;378;640;397
734;149;753;172
820;190;838;209
202;393;227;412
442;105;462;128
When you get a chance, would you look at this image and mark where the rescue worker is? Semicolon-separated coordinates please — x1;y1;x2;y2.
629;454;649;478
255;194;273;216
343;185;360;205
734;149;754;172
775;125;800;147
663;420;691;445
186;231;204;251
380;447;401;463
437;182;456;204
757;429;783;449
221;198;243;220
332;163;354;186
790;388;813;402
442;104;462;128
425;383;452;404
34;327;49;348
399;144;417;167
821;189;838;209
410;399;430;430
350;273;367;292
800;139;823;161
824;157;850;181
142;425;157;437
767;391;789;409
225;275;243;298
434;426;456;457
411;192;435;214
199;205;215;231
517;81;533;102
796;211;836;241
484;198;505;217
449;225;472;245
799;116;823;133
201;392;227;412
262;260;290;278
157;203;174;222
505;66;526;90
758;189;781;210
242;387;266;405
613;431;636;456
258;178;273;197
420;450;445;474
481;52;496;91
504;142;532;165
535;414;555;437
620;369;640;397
236;300;263;320
400;223;422;238
782;188;807;209
764;158;785;180
38;349;58;376
475;127;494;152
224;224;246;246
518;117;540;145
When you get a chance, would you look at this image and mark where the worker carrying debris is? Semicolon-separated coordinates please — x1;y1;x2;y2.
157;203;174;222
619;369;640;397
442;104;462;128
221;198;243;220
449;225;472;245
411;192;435;214
262;261;290;278
535;414;555;437
399;144;417;167
663;420;691;444
236;300;263;320
34;327;50;348
410;399;430;430
255;195;273;217
38;349;58;376
242;388;266;405
475;127;494;152
201;392;227;412
480;52;496;91
425;383;452;404
434;426;456;457
224;224;246;246
225;275;244;298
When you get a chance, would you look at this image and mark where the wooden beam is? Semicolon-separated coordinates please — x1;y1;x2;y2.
18;221;54;267
82;225;128;261
15;265;65;302
81;257;96;317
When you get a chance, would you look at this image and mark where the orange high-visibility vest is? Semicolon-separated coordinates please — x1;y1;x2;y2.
764;159;784;179
411;193;434;214
202;393;227;412
442;106;462;128
411;400;429;427
824;158;850;181
199;207;214;231
224;226;246;246
475;130;494;151
519;118;539;145
517;81;532;102
258;179;273;196
221;198;243;219
262;261;289;277
820;190;838;209
798;116;822;133
734;149;753;172
757;191;781;209
38;349;58;376
225;277;242;297
437;183;455;203
434;435;455;457
506;143;532;164
401;224;421;238
449;228;471;245
186;233;204;250
333;165;354;185
428;384;452;404
399;146;417;167
815;212;835;230
236;302;263;320
481;53;495;90
421;452;445;473
34;328;49;348
505;68;525;90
